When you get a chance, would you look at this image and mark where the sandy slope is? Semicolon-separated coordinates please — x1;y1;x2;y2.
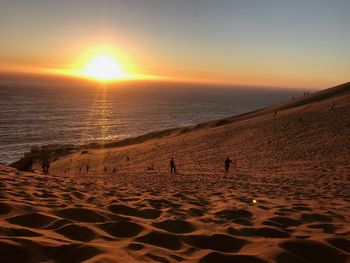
1;82;350;262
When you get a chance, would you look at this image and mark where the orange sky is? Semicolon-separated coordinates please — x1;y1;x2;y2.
0;1;349;89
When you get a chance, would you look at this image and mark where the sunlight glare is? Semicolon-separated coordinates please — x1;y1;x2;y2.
81;55;128;81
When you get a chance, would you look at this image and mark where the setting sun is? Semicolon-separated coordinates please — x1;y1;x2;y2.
80;55;128;81
65;46;158;82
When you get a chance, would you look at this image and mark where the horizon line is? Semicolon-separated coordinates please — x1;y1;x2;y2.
0;70;330;91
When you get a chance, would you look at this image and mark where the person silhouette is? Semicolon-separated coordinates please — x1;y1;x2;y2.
224;156;234;173
40;149;51;174
170;158;176;173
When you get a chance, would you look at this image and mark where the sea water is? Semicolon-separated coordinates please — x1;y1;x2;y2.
0;82;301;164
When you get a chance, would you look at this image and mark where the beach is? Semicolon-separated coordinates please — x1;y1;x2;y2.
1;82;349;262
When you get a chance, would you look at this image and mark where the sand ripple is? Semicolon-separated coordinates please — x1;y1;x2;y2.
0;169;349;262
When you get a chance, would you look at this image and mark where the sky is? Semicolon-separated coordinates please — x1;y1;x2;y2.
0;0;349;88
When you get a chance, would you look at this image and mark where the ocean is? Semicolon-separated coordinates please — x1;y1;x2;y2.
0;82;300;164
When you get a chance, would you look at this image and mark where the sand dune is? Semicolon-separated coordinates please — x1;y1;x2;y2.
1;82;350;262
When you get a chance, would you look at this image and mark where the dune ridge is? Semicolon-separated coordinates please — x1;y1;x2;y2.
1;82;350;262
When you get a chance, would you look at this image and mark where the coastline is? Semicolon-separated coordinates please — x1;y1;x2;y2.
1;81;349;262
11;81;349;170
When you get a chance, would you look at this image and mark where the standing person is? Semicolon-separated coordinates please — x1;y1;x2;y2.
40;150;51;174
170;158;176;173
224;156;234;173
147;164;155;171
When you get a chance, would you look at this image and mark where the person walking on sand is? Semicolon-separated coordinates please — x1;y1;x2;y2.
170;158;176;173
147;164;155;171
224;156;234;173
40;149;51;174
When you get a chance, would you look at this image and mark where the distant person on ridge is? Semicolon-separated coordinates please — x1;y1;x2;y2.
170;158;176;173
40;149;51;174
147;164;155;171
224;156;234;173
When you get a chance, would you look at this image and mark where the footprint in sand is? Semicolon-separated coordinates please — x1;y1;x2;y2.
215;209;253;226
187;207;205;217
301;212;332;223
7;212;57;228
98;221;143;238
0;227;42;237
47;243;100;263
71;191;86;200
307;223;336;234
55;208;106;223
228;226;291;238
152;219;195;234
145;252;171;262
55;223;97;242
263;216;302;228
147;199;181;209
182;233;247;253
136;231;182;250
108;204;161;219
126;243;144;251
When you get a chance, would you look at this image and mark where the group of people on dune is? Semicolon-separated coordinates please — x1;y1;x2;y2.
40;149;236;175
168;156;236;174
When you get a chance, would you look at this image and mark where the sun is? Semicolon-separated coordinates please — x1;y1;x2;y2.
80;55;129;81
52;46;151;82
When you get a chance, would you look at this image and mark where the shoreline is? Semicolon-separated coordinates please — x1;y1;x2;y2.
10;81;349;171
1;84;303;166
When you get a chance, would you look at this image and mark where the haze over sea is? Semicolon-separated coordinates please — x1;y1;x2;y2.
0;82;302;164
